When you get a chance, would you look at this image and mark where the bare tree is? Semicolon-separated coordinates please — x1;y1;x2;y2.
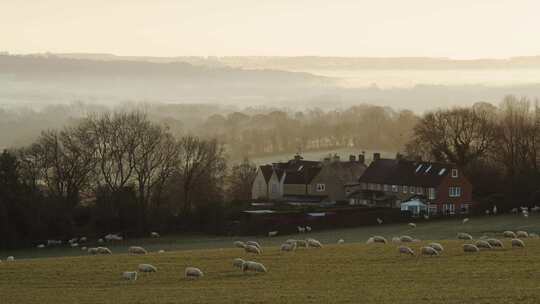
227;158;257;201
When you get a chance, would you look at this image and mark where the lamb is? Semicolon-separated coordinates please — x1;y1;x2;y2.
398;246;415;256
428;243;444;252
6;256;15;261
420;246;439;256
457;232;473;240
307;238;323;248
516;231;529;238
297;226;306;233
128;246;147;255
462;218;469;224
233;258;245;269
486;238;504;248
463;244;480;252
97;247;112;254
337;239;345;244
511;238;525;248
475;240;493;249
151;232;160;238
408;223;416;228
244;244;262;254
305;226;312;232
399;235;413;243
122;271;138;281
242;261;267;273
185;267;204;279
503;231;516;238
280;242;297;252
138;264;157;273
268;231;278;237
234;241;246;248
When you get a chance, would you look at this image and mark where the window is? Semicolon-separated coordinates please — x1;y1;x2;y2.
443;203;455;215
316;183;326;192
376;184;382;191
271;183;278;194
449;187;462;197
428;188;436;199
403;186;408;193
428;204;438;215
416;187;423;195
383;184;389;192
392;185;398;192
451;169;458;178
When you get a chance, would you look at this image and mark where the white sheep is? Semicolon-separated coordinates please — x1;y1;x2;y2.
463;244;480;252
6;256;15;261
486;238;504;248
268;231;278;237
88;247;99;254
475;240;493;249
37;244;45;249
511;208;518;214
399;235;413;243
511;238;525;248
97;247;112;254
297;226;306;233
97;238;104;243
305;226;312;232
81;246;87;251
398;246;415;256
158;250;165;253
423;214;429;220
408;223;416;228
428;243;444;252
391;236;401;243
296;240;308;248
285;239;297;245
420;246;439;256
246;241;262;252
516;231;529;238
71;243;79;248
185;267;204;279
79;236;87;242
242;261;267;273
457;232;473;240
122;271;138;281
138;264;157;273
234;241;246;248
307;238;323;248
376;218;383;224
233;258;245;269
244;244;262;254
371;235;388;244
280;242;296;252
151;232;160;238
503;231;516;238
337;239;345;244
462;218;469;224
128;246;148;255
530;233;539;238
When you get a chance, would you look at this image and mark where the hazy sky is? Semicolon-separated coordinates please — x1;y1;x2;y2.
2;0;539;58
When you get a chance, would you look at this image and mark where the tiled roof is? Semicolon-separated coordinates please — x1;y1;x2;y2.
283;166;322;184
259;165;274;183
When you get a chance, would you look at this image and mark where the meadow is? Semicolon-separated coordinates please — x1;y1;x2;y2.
1;214;540;304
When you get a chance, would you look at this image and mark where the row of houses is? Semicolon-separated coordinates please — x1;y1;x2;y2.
251;153;473;216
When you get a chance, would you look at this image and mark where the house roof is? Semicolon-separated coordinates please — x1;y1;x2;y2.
358;158;455;188
259;165;274;183
283;166;322;184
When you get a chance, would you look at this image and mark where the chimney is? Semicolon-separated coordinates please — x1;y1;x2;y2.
373;152;381;162
358;154;365;164
349;155;356;162
293;154;303;162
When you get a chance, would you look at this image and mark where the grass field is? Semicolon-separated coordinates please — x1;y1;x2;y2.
1;214;540;304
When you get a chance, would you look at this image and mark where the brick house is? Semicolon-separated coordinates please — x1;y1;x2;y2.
348;153;473;215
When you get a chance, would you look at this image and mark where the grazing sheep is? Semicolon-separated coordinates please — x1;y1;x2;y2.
88;247;99;254
296;240;308;248
457;232;473;240
71;243;79;248
97;238;104;243
97;247;112;254
463;244;480;253
337;239;345;244
462;218;469;224
307;238;323;248
306;226;312;232
79;237;87;242
503;231;516;238
128;246;148;255
475;240;493;249
122;271;138;281
244;244;262;254
151;232;160;238
233;258;245;269
158;250;165;253
516;231;529;238
421;247;439;256
280;242;297;252
399;235;413;243
479;235;489;240
530;233;539;238
6;256;15;261
523;213;529;218
233;241;246;248
105;234;123;242
81;246;87;251
485;209;490;215
428;243;444;252
138;264;157;273
511;238;525;248
37;244;45;249
398;246;415;256
376;218;383;224
373;236;388;244
423;215;429;220
68;238;78;244
511;208;518;214
242;261;267;273
268;231;278;237
487;238;504;248
408;223;416;228
185;267;204;279
297;226;306;233
391;237;401;243
285;239;297;245
532;206;540;213
245;241;262;250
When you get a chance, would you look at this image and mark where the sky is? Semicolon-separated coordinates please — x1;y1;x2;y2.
2;0;540;59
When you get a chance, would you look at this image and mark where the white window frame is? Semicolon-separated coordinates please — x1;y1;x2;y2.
428;188;436;200
416;187;423;195
392;185;398;192
403;186;408;193
410;186;416;194
449;187;462;198
451;169;459;178
383;184;389;192
316;183;326;192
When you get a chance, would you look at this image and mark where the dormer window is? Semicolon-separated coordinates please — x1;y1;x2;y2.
451;169;458;178
316;183;326;192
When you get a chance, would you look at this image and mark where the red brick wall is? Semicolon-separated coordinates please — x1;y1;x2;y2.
434;169;473;212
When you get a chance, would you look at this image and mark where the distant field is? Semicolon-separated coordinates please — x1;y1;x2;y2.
1;214;540;304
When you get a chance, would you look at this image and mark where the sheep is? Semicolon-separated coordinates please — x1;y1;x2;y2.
296;240;308;248
234;241;246;248
6;256;15;261
297;226;306;233
428;243;444;252
516;231;529;238
376;218;383;224
268;231;278;237
242;261;267;273
530;233;539;238
485;209;490;215
245;241;262;251
457;232;473;240
305;226;312;232
97;247;112;254
81;246;87;251
37;244;45;249
398;246;415;256
138;264;157;273
511;238;525;248
122;271;138;281
151;232;160;238
463;244;480;253
511;208;518;214
486;238;504;248
280;242;297;252
233;258;245;269
128;246;148;255
532;206;540;212
399;235;413;243
475;240;493;249
372;236;388;244
391;236;401;243
420;246;439;256
185;267;204;279
105;234;123;242
423;214;430;220
79;237;87;243
88;247;99;254
408;223;416;228
68;238;78;244
97;238;104;243
462;218;469;224
285;239;297;245
503;231;516;238
71;243;79;248
158;250;165;253
337;239;345;244
244;244;262;254
306;238;323;248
